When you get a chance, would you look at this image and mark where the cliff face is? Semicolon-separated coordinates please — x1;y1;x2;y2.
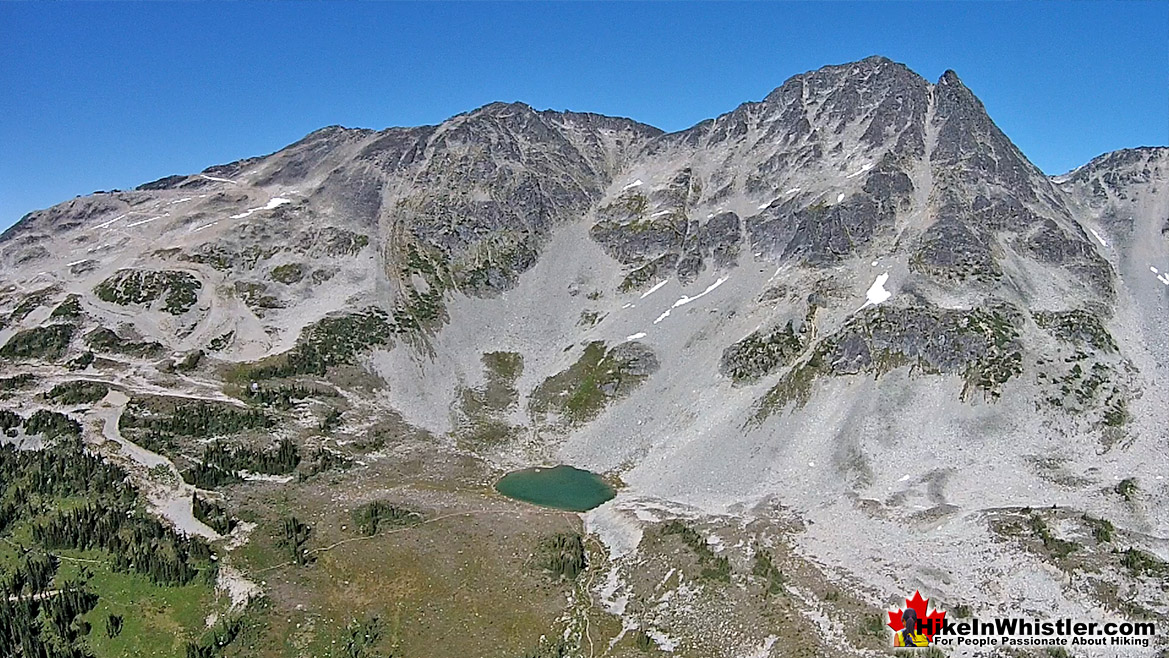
2;57;1167;656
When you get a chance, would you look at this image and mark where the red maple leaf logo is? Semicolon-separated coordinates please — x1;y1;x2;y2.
887;590;947;642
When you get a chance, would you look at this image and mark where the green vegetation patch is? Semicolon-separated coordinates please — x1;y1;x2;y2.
232;307;394;380
529;341;659;425
182;438;300;489
269;262;307;284
1035;309;1118;353
351;501;422;536
207;330;234;352
24;410;83;440
121;399;272;439
49;294;84;319
721;319;807;383
234;281;284;313
541;533;586;580
1027;513;1079;560
0;323;76;361
754;303;1024;421
45;380;109;406
454;351;524;448
751;545;785;596
0;373;37;396
0;286;59;329
85;326;165;358
661;520;731;583
0;436;219;658
94;269;202;315
1115;477;1138;502
1120;548;1169;579
1082;514;1114;543
192;493;237;535
619;253;679;293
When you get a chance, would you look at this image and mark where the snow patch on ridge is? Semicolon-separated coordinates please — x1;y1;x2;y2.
230;197;292;220
860;273;892;308
640;279;669;299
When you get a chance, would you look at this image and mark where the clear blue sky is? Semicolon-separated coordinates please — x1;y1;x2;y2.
2;2;1166;231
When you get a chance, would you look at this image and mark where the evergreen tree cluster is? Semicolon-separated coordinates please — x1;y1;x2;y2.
44;380;109;406
239;308;393;380
182;438;301;489
246;383;314;410
0;438;217;657
192;494;237;535
0;580;98;658
23;410;83;441
0;323;77;361
121;400;272;439
661;520;731;583
0;372;37;394
277;516;313;566
542;533;586;580
304;445;353;477
33;503;211;586
84;327;165;358
351;501;421;536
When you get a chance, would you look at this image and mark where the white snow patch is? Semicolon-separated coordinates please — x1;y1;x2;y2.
646;629;680;652
126;215;163;227
757;202;771;210
66;259;87;266
199;174;237;184
622;179;643;190
93;214;125;230
845;162;873;178
706;534;725;553
626;332;647;342
621;303;634;309
1088;228;1108;246
669;276;728;309
192;222;218;232
650;209;673;218
230;196;292;220
598;567;629;616
785;187;800;194
1151;266;1160;274
860;273;892;308
652;276;727;324
238;471;295;483
656;568;676;591
1159;274;1169;286
836;192;845;203
640;279;669;299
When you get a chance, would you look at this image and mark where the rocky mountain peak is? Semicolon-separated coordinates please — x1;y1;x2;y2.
0;56;1167;658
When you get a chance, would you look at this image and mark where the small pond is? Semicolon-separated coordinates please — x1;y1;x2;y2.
495;465;616;512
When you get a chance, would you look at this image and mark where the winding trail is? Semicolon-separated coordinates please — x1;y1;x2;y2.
88;390;260;609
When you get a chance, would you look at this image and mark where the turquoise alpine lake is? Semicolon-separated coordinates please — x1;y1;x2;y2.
494;465;616;512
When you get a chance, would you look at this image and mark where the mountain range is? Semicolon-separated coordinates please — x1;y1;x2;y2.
1;55;1166;657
